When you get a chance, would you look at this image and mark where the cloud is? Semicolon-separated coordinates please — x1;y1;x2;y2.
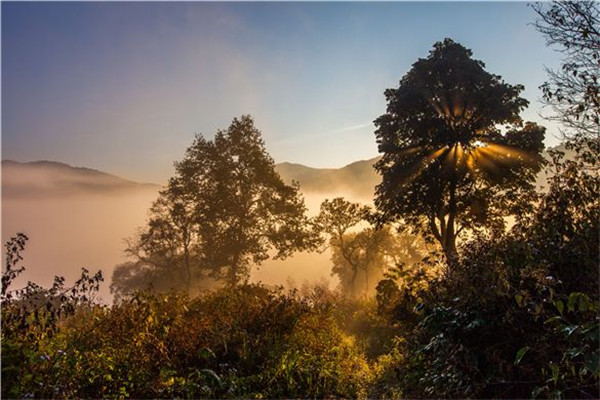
326;122;374;135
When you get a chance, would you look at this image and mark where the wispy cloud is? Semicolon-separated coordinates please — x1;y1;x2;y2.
327;122;374;135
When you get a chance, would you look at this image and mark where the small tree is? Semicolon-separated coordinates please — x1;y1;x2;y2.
120;115;317;294
374;39;545;263
315;197;427;297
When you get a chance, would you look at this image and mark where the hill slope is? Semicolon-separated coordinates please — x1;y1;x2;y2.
275;157;381;199
2;160;160;197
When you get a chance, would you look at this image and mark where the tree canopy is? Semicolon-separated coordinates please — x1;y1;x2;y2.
374;38;545;261
115;115;317;296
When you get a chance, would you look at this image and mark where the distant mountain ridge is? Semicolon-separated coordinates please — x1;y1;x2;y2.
275;157;380;198
2;145;567;199
2;158;382;199
2;160;159;198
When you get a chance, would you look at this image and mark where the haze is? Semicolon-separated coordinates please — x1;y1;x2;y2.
2;160;376;302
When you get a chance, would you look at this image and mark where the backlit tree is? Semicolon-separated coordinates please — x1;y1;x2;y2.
374;39;545;262
117;115;318;295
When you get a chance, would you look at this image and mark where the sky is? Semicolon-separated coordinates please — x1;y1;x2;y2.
2;1;563;184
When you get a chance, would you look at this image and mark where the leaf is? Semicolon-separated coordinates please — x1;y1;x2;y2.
554;300;564;315
544;316;566;325
578;295;589;313
567;293;577;312
561;325;578;337
565;348;583;359
531;386;545;399
549;363;559;385
583;325;599;343
198;347;216;360
200;368;222;387
515;293;524;307
515;346;531;365
567;292;589;313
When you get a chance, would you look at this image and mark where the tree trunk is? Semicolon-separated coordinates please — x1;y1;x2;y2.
429;182;460;267
443;178;459;266
364;267;369;298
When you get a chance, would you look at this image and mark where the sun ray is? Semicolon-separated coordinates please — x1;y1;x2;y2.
393;145;425;157
395;146;448;188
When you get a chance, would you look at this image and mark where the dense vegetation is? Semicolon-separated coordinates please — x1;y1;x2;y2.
2;3;599;398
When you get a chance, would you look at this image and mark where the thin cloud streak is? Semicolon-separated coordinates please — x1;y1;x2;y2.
327;122;374;135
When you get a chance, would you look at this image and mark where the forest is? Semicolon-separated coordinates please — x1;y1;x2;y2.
2;2;599;399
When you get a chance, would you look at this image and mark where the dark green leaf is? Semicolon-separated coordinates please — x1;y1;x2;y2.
515;346;531;365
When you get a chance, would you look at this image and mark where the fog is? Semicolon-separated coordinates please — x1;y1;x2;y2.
2;190;159;302
4;150;556;303
250;191;374;292
2;161;374;303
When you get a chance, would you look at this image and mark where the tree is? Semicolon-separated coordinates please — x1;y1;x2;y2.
119;115;317;294
373;39;545;263
532;1;600;140
315;197;428;297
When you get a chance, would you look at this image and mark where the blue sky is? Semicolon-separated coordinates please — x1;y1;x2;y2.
2;2;561;183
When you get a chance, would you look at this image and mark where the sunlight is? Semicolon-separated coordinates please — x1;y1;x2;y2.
471;140;486;148
393;137;538;190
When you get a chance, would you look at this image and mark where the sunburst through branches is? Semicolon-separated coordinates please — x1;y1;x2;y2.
390;93;542;187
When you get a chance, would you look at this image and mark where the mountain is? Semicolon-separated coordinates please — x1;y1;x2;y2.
3;146;564;200
2;160;160;198
275;157;381;199
2;158;381;200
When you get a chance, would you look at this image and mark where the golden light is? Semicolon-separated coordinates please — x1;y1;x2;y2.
394;137;538;190
389;93;540;190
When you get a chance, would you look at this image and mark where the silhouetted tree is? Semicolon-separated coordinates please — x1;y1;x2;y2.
120;115;317;294
315;197;427;297
532;1;600;140
314;198;370;297
374;39;545;263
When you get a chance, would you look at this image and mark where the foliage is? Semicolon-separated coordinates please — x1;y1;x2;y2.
379;151;599;398
532;1;600;139
114;115;318;297
2;233;28;299
375;256;442;325
2;237;391;399
374;38;546;261
1;235;104;399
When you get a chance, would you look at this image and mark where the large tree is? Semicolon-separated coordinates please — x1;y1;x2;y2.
374;39;545;262
117;115;317;295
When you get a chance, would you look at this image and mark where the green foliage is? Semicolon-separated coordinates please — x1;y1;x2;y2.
374;38;545;260
1;237;104;399
2;238;389;399
376;258;440;324
529;292;599;398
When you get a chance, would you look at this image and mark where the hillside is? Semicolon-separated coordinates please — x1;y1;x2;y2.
275;157;381;199
2;160;160;198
